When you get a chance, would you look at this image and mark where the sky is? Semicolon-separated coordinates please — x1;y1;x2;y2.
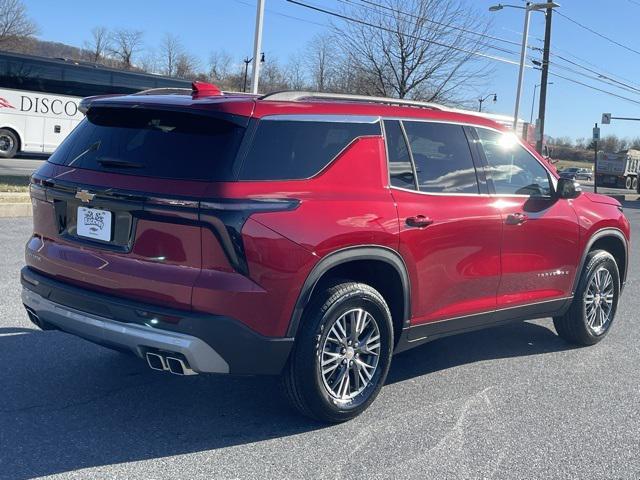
22;0;640;141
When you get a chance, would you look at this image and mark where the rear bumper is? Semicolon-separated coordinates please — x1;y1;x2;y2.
21;267;294;375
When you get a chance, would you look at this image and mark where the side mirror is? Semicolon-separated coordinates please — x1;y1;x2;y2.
556;177;582;199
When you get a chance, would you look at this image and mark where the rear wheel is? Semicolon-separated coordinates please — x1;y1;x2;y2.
0;129;18;159
633;177;638;191
553;250;619;346
282;282;393;423
625;176;633;190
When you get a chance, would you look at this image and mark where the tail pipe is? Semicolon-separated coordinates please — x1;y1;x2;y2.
145;351;197;376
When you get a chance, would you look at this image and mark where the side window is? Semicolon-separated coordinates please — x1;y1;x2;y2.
239;118;380;180
403;121;479;194
476;128;551;196
384;120;416;190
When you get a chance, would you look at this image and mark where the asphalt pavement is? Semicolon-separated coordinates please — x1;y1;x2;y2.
1;193;640;479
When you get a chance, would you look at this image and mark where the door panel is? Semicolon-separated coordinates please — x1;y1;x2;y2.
385;119;501;326
494;196;579;306
474;127;580;307
393;190;502;324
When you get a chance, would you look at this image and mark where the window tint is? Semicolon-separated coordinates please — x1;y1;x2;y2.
403;121;479;194
384;120;416;190
49;107;245;181
239;118;380;180
476;128;552;196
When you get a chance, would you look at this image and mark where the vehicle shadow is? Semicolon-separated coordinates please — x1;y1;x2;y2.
387;320;572;385
0;319;571;479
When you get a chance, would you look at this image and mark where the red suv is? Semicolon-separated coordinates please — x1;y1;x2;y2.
22;85;630;422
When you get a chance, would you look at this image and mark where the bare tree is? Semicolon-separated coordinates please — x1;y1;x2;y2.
209;50;233;84
259;58;290;93
84;26;111;63
159;33;182;76
333;0;493;103
0;0;37;48
109;29;144;69
286;52;308;90
174;52;200;79
305;34;338;91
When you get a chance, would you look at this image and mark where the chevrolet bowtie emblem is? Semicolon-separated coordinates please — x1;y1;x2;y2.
75;189;95;203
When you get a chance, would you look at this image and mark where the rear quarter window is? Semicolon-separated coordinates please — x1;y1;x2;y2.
238;117;381;180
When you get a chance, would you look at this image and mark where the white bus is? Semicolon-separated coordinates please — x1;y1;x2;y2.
0;51;191;158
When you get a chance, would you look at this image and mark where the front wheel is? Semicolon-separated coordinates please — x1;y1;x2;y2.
553;250;620;346
0;129;18;159
282;282;394;423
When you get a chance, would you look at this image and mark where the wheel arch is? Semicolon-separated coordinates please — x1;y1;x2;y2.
287;246;411;343
574;228;628;293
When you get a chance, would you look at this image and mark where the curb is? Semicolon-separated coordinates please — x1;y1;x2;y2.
607;194;639;202
0;202;32;218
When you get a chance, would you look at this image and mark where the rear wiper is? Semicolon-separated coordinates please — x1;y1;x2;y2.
97;158;144;169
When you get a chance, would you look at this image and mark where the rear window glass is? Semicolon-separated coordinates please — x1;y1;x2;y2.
238;118;380;180
48;107;246;181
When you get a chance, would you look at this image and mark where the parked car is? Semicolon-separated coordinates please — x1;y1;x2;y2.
22;85;630;423
560;167;593;181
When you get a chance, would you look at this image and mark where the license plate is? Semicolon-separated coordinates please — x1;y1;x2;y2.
77;206;112;242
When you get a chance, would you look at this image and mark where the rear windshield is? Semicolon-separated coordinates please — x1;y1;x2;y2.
48;107;246;181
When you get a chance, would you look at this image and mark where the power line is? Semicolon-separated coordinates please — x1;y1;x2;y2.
556;11;640;57
549;71;640;106
286;0;527;66
343;0;640;96
345;0;523;48
287;0;640;107
231;0;329;28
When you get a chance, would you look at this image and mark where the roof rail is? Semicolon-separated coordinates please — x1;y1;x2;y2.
260;91;451;111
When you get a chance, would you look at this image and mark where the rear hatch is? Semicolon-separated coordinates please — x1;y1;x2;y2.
26;100;251;310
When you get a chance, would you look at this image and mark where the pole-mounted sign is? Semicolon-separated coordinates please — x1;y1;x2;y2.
602;113;611;125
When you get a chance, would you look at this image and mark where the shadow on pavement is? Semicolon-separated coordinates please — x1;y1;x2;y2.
0;319;571;479
388;320;572;385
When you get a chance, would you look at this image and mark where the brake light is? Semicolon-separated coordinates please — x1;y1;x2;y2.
192;81;222;98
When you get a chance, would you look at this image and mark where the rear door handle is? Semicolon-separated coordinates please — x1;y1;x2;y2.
505;212;528;225
406;215;433;228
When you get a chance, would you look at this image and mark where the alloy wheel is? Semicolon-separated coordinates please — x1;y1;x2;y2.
319;308;381;401
584;266;615;335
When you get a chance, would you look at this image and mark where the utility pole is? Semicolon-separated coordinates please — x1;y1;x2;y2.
250;0;265;94
535;5;554;154
594;122;599;194
242;57;251;93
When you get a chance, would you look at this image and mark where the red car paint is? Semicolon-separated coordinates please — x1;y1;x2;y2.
25;91;630;344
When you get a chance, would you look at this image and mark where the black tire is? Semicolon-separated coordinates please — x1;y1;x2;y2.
0;129;18;159
553;250;620;346
282;282;394;423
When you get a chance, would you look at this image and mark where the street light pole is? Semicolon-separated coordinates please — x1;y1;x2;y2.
489;3;560;134
250;0;265;94
530;82;553;123
513;2;532;132
536;5;554;154
478;93;498;112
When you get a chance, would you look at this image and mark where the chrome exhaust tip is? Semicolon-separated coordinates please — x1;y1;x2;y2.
166;356;197;376
146;352;168;371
